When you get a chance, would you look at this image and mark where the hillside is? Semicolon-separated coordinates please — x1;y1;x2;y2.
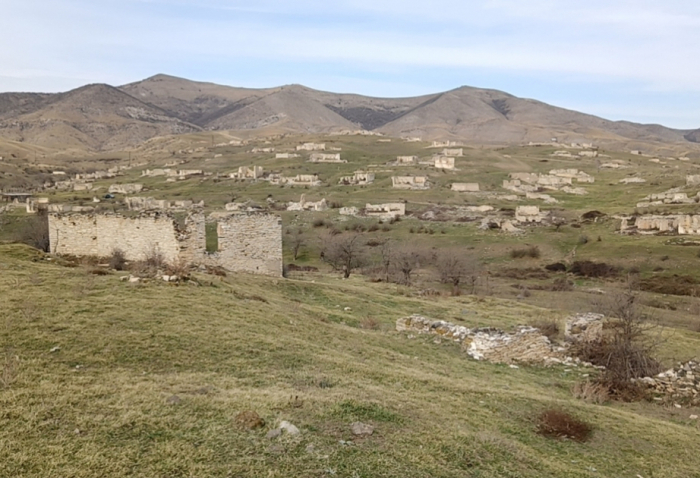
2;243;700;477
0;74;697;154
0;83;200;152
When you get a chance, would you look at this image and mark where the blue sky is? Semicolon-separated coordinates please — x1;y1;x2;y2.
2;0;700;128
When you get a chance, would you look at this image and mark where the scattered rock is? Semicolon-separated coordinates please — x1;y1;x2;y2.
235;410;265;430
166;395;182;405
690;415;698;420
50;346;60;353
279;420;300;436
128;276;140;283
266;428;282;439
267;444;284;454
350;422;374;436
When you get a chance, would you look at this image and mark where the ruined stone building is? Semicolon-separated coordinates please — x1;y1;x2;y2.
392;176;430;189
515;206;545;223
230;166;263;180
286;195;328;212
451;183;480;192
339;171;375;185
251;147;275;153
431;140;458;148
296;143;326;151
434;156;456;170
48;211;283;276
393;155;418;165
308;153;345;163
109;183;144;194
365;203;406;219
441;148;463;157
620;215;700;235
269;174;322;186
275;153;300;159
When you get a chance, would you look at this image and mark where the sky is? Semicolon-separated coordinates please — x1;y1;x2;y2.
1;0;699;129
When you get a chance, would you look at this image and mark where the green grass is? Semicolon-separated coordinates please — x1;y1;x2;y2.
2;243;700;477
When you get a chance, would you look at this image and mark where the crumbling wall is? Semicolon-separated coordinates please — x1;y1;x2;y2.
48;212;204;263
214;213;283;277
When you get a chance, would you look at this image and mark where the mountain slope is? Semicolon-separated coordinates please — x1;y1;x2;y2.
0;83;200;151
0;74;697;152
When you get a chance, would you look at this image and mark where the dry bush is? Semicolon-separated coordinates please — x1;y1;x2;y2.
570;260;620;278
536;409;593;442
360;317;380;330
109;248;127;271
320;232;368;278
510;245;541;259
638;275;700;297
550;276;573;292
144;245;166;269
18;210;49;252
88;268;109;276
493;267;549;280
573;286;663;398
572;380;609;404
530;319;559;340
436;248;480;295
165;259;191;278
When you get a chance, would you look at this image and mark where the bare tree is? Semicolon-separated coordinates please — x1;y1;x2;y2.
391;246;428;286
19;210;49;252
378;239;394;282
289;229;306;261
320;232;368;278
436;248;480;295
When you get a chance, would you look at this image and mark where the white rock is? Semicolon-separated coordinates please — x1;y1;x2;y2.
280;420;300;436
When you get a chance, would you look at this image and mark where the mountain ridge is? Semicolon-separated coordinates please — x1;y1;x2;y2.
0;73;696;152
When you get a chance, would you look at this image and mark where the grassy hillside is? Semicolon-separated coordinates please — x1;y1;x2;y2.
2;244;700;477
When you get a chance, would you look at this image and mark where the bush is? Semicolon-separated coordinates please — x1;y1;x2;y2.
530;319;559;340
510;245;541;259
109;248;127;271
312;218;326;228
570;260;620;278
536;409;593;442
572;380;610;404
18;210;49;252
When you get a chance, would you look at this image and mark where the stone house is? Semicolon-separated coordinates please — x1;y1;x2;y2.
339;171;375;185
392;176;430;189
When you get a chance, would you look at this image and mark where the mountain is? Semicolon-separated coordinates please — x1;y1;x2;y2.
0;83;199;151
0;74;696;152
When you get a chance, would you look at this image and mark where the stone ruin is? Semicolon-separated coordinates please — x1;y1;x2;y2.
441;148;463;157
515;205;546;223
309;153;346;163
392;155;418;165
296;143;325;151
251;147;275;153
230;166;264;180
339;171;375;185
637;188;696;208
635;361;700;404
269;174;322;186
109;183;144;194
392;176;430;190
504;170;593;195
286;194;328;212
431;140;459;148
619;177;646;184
396;313;606;366
275;153;300;159
451;183;480;192
124;197;203;211
48;211;283;276
619;215;700;235
365;203;406;219
687;175;700;186
434;156;456;170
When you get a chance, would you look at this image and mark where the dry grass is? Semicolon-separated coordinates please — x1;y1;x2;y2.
2;244;700;477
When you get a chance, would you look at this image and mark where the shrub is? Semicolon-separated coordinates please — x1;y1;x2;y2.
109;248;127;271
510;246;541;259
572;381;610;404
536;409;593;442
18;210;49;252
312;218;326;228
545;262;567;272
530;319;559;340
570;260;620;278
360;317;380;330
550;276;574;291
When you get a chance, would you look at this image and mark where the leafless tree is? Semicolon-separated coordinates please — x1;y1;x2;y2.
320;232;368;278
289;229;306;261
435;248;481;295
391;246;428;286
19;210;49;252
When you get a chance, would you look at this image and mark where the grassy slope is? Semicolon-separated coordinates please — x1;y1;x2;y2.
2;244;700;477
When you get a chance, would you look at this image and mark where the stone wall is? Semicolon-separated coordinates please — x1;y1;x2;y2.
48;212;204;263
452;183;479;192
48;211;282;276
214;213;283;277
